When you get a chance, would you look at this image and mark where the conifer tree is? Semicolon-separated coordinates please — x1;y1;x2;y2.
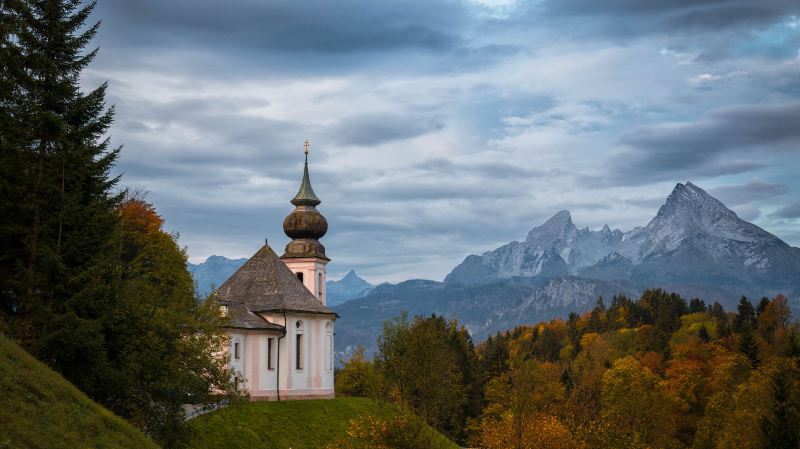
739;324;759;366
761;360;800;449
0;0;120;394
735;296;756;332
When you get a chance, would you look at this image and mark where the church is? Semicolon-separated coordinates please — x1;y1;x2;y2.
212;142;337;400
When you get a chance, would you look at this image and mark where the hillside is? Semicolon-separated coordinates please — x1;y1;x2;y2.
183;397;459;449
0;334;159;449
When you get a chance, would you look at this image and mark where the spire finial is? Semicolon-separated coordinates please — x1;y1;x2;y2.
303;139;310;163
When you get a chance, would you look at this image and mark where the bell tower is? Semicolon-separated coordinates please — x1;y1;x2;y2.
281;140;330;305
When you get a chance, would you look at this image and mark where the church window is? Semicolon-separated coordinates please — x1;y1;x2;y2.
234;342;240;359
267;338;274;370
296;320;303;329
296;334;303;370
296;272;303;282
318;273;323;298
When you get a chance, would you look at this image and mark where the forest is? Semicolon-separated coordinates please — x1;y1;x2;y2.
335;290;800;449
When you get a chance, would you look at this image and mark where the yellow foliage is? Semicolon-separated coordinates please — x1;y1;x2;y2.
478;413;584;449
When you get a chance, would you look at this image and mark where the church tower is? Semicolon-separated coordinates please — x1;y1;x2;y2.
281;141;330;305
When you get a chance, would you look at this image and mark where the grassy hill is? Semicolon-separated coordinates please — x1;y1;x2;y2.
184;396;459;449
0;334;159;449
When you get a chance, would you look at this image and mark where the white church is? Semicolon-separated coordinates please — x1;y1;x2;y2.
212;143;336;400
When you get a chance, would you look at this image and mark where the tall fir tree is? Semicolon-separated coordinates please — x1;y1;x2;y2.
0;0;121;396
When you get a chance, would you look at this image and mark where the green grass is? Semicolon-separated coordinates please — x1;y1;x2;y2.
184;396;460;449
0;334;159;449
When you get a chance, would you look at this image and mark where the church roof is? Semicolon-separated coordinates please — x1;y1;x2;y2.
220;302;286;331
213;244;337;323
290;161;321;207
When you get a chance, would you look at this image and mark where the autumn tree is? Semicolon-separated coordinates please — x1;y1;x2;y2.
335;345;378;397
600;356;677;448
110;196;241;446
375;313;478;443
480;359;568;449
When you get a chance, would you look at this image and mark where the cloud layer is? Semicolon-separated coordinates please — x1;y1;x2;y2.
85;0;800;282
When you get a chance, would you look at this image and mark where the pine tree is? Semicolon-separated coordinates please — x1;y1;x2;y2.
756;297;771;318
761;360;800;449
738;324;759;366
587;297;607;333
0;0;121;395
689;298;707;314
735;296;756;333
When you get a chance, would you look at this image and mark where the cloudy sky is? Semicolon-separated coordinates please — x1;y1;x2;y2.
84;0;800;283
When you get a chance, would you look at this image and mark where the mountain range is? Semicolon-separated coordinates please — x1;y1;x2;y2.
331;182;800;358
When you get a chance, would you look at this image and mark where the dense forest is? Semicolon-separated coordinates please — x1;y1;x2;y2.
336;290;800;449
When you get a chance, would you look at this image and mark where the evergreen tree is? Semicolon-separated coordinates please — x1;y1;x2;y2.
689;298;707;314
756;297;771;318
479;333;510;382
739;324;759;366
587;297;607;333
761;360;800;449
567;312;582;357
735;296;756;333
0;0;121;394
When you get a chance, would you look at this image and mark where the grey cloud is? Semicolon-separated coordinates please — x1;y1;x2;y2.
543;0;799;35
610;103;800;183
621;103;800;154
332;113;444;146
708;180;789;206
96;0;468;55
411;158;545;179
770;202;800;219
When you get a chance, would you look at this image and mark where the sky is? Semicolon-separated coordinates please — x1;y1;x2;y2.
83;0;800;283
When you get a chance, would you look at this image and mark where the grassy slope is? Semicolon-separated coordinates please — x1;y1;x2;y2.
0;334;159;449
185;397;460;449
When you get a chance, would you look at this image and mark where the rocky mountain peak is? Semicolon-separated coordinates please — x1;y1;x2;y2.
338;270;372;289
526;210;577;246
658;182;731;220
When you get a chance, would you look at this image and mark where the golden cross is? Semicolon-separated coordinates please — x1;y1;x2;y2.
303;139;310;155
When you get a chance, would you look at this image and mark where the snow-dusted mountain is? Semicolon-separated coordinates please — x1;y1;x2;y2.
333;182;800;358
446;182;800;299
326;270;374;306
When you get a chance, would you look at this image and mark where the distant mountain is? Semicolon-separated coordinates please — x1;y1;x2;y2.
333;182;800;360
187;255;373;304
447;182;800;297
188;255;247;297
326;270;374;306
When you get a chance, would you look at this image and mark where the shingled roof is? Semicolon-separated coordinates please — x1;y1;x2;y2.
213;244;336;324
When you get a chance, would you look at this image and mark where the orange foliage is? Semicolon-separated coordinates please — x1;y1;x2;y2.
118;198;164;236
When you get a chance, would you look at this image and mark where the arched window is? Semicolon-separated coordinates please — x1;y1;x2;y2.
296;272;304;282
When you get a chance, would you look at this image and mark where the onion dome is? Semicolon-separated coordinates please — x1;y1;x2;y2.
282;141;329;260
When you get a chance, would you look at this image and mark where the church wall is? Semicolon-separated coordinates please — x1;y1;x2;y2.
231;313;333;400
282;258;329;305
